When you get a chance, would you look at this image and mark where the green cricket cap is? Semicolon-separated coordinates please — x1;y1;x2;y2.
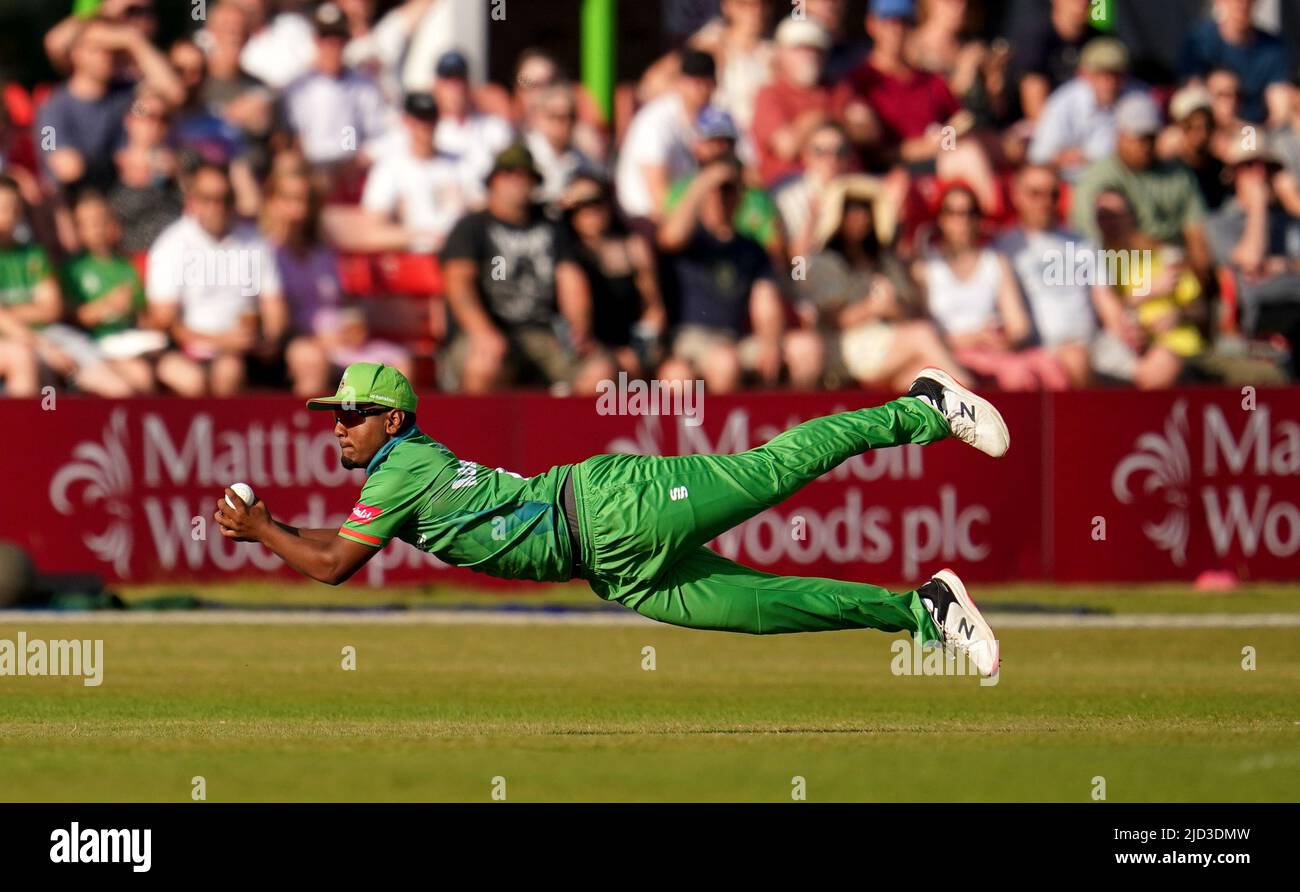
305;362;419;413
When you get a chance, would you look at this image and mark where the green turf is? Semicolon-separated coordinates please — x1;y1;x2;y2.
1;609;1297;801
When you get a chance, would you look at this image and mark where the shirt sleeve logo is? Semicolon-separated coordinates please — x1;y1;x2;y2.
348;503;384;525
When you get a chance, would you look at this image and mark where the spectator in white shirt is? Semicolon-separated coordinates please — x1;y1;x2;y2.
146;162;288;396
327;91;475;252
524;85;602;208
281;3;392;168
995;164;1106;387
615;49;717;225
1028;37;1143;182
431;49;515;185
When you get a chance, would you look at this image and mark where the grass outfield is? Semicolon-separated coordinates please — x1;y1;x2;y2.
0;583;1297;802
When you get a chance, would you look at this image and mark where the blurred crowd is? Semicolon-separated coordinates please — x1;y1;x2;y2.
1;0;1299;400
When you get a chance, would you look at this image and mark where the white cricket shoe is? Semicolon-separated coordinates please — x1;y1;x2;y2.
909;367;1010;458
919;569;1000;678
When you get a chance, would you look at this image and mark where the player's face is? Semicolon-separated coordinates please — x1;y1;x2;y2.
332;408;405;469
333;410;387;469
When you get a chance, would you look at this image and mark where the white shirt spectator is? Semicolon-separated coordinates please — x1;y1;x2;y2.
524;129;600;206
283;69;393;165
362;151;475;241
241;12;316;90
996;227;1099;346
921;247;1002;335
614;93;698;219
1028;78;1145;180
435;111;514;186
146;216;281;337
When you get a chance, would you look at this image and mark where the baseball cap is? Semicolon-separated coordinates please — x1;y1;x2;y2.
869;0;916;20
1169;84;1213;122
680;49;717;80
1115;92;1162;137
306;363;419;413
1222;140;1283;168
696;106;738;141
436;49;470;80
1079;37;1129;74
403;91;439;122
775;17;831;50
312;2;350;39
487;141;541;183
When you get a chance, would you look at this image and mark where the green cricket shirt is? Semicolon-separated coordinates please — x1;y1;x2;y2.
0;244;52;309
338;427;575;582
61;253;146;340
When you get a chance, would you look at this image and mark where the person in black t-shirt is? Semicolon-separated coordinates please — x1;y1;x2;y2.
439;143;613;394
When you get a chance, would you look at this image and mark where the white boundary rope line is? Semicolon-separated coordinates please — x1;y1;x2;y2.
0;610;1298;628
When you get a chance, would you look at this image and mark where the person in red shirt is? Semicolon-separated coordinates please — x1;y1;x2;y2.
831;0;998;212
750;17;835;189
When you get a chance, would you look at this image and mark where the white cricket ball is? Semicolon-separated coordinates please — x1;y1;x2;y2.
226;482;256;510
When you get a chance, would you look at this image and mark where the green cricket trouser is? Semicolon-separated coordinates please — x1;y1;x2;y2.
569;396;949;640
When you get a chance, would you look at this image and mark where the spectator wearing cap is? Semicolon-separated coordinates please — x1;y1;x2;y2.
1027;37;1144;182
36;16;183;190
832;0;999;214
281;3;391;170
523;84;602;209
1158;85;1229;212
638;0;774;152
615;49;716;226
750;17;835;189
430;49;515;187
996;164;1106;387
1180;0;1291;126
560;173;666;379
1207;142;1300;355
664;107;786;266
439;142;612;395
327;91;474;253
1006;0;1107;122
1072;92;1213;289
656;157;786;394
145;161;288;397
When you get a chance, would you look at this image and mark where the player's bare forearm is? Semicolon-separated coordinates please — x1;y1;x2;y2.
255;522;370;585
274;522;341;543
215;489;374;585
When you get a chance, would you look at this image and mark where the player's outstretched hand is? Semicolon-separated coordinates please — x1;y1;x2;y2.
214;488;272;543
